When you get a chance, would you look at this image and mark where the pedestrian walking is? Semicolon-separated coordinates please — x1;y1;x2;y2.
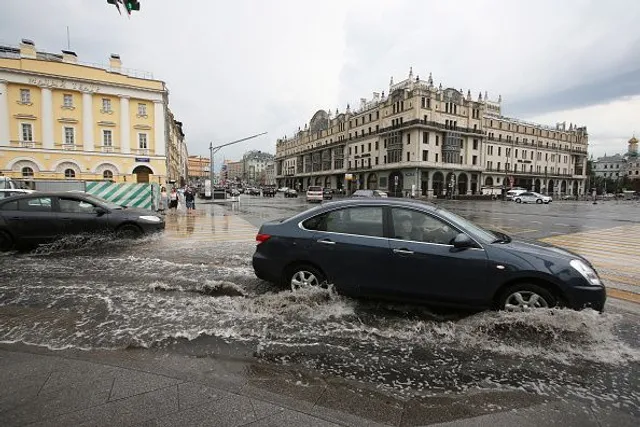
169;187;179;211
159;187;168;213
185;187;195;213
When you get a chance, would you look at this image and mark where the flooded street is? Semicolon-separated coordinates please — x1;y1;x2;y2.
1;197;639;422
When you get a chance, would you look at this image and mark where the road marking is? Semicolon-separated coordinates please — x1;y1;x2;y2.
163;213;258;243
531;221;542;224
554;223;570;227
601;274;640;287
540;224;640;304
607;288;640;304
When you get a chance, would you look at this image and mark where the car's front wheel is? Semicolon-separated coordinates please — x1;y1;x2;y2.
498;283;558;311
116;224;142;239
515;198;522;203
0;230;14;252
286;264;326;291
536;199;543;204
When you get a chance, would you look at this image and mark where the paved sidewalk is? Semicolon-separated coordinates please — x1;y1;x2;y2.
1;345;637;427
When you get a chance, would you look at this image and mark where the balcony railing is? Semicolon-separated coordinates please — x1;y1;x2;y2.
347;164;372;171
10;140;41;149
100;145;117;153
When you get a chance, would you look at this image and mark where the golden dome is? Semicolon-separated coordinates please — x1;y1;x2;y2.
630;136;638;144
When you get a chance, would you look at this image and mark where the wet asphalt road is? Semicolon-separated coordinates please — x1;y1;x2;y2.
0;195;638;421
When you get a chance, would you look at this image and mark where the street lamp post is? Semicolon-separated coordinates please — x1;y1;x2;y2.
209;132;268;187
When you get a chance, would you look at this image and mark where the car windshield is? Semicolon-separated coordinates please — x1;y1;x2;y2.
435;207;502;243
82;194;124;210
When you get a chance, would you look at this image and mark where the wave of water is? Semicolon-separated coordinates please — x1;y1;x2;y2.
0;242;638;412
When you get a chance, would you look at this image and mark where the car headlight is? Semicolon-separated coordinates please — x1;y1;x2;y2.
570;259;602;286
139;215;162;223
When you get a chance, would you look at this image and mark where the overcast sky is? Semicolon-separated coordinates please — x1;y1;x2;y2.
1;0;639;169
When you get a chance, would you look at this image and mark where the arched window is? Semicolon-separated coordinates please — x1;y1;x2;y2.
103;170;114;180
21;167;34;177
64;168;76;179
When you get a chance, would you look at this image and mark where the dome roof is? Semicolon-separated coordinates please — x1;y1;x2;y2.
629;136;638;144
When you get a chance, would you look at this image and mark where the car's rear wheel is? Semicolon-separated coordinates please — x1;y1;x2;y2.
287;264;326;291
498;283;557;311
536;199;543;204
0;230;14;252
515;198;522;203
116;224;142;239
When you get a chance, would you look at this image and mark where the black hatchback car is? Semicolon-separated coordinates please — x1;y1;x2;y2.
0;192;165;251
253;199;605;311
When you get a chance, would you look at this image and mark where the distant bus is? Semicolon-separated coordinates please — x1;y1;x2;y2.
480;186;503;199
0;177;17;189
204;179;212;199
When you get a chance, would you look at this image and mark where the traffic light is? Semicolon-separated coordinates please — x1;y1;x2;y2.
107;0;140;15
125;1;140;13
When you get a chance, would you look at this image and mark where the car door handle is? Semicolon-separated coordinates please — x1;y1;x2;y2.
393;248;414;255
317;239;336;245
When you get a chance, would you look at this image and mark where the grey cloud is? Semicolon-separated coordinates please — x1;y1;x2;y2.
2;0;640;165
506;66;640;117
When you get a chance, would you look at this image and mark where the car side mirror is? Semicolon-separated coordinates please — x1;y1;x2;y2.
453;233;474;249
95;207;107;216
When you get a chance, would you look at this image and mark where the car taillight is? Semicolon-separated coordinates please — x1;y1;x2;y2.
256;233;271;244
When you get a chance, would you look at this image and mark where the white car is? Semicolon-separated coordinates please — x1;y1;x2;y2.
306;186;324;203
352;189;388;198
0;189;35;200
506;188;527;201
514;191;552;204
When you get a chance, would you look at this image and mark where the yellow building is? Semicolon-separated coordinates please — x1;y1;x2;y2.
188;155;210;181
0;38;178;184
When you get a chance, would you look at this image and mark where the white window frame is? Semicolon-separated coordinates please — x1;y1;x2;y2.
102;129;113;147
63;94;73;108
137;103;147;116
20;88;31;104
63;126;75;147
20;122;34;142
101;98;112;113
138;132;148;150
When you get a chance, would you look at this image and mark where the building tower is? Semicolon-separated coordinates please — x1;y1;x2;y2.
628;135;638;157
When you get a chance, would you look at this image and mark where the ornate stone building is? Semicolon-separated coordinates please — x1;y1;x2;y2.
274;69;589;197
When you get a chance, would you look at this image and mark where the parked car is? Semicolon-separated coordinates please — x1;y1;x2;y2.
262;187;277;197
277;187;289;193
0;192;165;251
252;199;605;312
352;189;388;198
306;186;324;203
0;189;35;200
323;188;333;200
247;187;261;196
284;188;298;198
514;192;552;204
506;188;527;201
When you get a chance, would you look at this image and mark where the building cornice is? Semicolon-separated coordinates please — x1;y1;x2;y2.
0;145;166;160
0;68;166;102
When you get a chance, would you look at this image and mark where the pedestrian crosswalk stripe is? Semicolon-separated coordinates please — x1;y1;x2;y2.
162;213;258;243
607;288;640;304
540;224;640;305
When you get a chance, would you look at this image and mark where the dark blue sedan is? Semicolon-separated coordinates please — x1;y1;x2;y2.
252;199;605;311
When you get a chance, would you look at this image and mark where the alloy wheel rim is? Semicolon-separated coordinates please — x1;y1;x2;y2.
504;291;549;311
291;270;319;290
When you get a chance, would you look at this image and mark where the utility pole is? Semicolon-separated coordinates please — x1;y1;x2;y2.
209;132;267;186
